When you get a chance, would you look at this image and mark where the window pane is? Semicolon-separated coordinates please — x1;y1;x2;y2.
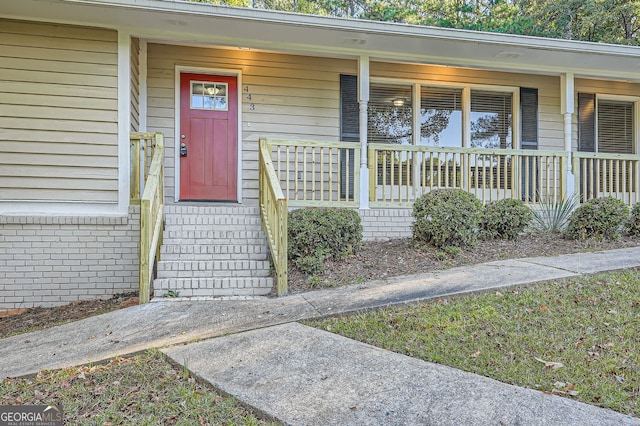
368;84;413;145
598;100;633;154
191;82;204;108
191;81;228;110
471;91;512;149
420;87;463;147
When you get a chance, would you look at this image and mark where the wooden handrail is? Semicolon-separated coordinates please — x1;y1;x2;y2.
130;132;165;304
259;138;288;295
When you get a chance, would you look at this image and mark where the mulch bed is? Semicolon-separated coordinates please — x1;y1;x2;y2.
2;233;639;338
287;233;640;293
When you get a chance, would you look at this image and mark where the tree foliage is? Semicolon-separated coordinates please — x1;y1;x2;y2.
189;0;640;45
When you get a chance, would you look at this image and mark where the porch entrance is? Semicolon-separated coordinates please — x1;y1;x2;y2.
179;72;238;201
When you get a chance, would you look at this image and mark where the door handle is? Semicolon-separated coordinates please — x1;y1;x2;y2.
180;143;188;156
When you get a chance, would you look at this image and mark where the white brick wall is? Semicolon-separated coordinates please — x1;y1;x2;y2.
359;208;414;240
0;206;140;311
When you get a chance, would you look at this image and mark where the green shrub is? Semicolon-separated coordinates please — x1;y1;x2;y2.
627;203;640;237
481;199;533;240
412;189;483;248
565;197;628;241
288;208;362;275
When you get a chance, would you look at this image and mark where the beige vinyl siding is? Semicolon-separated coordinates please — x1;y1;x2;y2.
0;19;118;203
370;62;564;151
131;37;140;132
146;43;356;204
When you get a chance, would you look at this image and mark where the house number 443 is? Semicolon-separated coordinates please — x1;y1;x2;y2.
244;86;255;110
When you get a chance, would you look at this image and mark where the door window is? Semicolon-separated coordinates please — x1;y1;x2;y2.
190;81;228;111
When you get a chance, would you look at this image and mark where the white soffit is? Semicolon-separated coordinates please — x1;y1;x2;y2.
2;0;640;81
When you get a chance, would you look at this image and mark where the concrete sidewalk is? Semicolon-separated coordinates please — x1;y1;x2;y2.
2;247;640;424
163;323;638;426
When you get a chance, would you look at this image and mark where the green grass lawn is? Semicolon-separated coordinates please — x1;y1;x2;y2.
0;350;279;425
308;269;640;416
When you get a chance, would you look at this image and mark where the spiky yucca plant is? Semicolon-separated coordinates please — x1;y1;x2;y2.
530;194;580;233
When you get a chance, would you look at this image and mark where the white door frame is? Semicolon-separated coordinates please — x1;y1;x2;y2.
174;65;243;203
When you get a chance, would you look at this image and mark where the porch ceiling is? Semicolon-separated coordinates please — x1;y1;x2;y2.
3;0;640;82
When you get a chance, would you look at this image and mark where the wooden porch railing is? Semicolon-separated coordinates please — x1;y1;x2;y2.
130;132;165;304
573;152;640;205
259;138;288;295
368;144;567;206
265;138;361;207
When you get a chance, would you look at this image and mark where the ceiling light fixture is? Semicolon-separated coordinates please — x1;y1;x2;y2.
393;98;405;107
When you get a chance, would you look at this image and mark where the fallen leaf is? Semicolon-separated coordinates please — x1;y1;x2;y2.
540;305;548;311
471;351;481;358
534;357;564;369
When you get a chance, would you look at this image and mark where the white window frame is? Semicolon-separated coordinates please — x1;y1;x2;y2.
369;78;520;148
594;94;640;154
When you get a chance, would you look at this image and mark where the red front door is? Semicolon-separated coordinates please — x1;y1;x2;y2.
179;73;238;201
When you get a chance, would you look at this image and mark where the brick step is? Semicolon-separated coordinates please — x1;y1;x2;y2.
154;277;273;298
156;260;271;279
160;244;268;259
159;252;268;261
163;230;266;240
164;216;263;227
164;205;261;216
155;204;272;296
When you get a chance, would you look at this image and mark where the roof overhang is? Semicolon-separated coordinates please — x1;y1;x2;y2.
3;0;640;82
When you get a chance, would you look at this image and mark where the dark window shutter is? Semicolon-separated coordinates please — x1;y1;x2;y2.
519;88;539;200
340;74;359;200
340;74;360;142
520;88;538;150
578;93;596;152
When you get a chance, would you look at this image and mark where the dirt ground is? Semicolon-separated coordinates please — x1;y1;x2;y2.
287;233;640;293
2;232;639;338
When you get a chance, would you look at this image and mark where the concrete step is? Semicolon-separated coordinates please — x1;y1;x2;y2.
154;277;273;297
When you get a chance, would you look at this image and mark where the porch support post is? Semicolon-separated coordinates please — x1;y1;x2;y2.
358;55;370;209
561;73;575;199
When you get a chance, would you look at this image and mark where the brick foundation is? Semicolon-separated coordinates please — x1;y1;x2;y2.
0;206;140;311
359;208;414;240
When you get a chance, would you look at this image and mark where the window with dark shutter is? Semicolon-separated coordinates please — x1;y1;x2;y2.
519;88;539;200
598;100;634;154
520;88;538;150
578;93;596;153
340;74;359;142
339;74;359;200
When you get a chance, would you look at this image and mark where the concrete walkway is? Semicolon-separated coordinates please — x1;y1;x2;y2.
2;247;640;424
